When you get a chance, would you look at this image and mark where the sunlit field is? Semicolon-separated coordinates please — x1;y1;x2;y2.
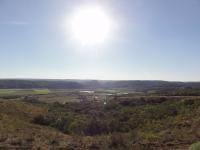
0;89;50;96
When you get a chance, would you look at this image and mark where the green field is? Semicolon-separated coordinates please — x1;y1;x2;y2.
0;89;50;96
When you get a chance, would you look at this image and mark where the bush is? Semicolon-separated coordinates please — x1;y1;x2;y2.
189;142;200;150
53;116;70;133
144;104;178;120
68;120;86;135
109;119;122;132
84;118;109;135
109;133;127;148
32;115;52;125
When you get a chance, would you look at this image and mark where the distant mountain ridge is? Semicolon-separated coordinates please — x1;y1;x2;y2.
0;79;200;90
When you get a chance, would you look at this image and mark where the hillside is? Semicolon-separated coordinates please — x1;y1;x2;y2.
0;79;200;90
1;91;200;149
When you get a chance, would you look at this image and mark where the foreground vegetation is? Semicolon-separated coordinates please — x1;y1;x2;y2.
1;88;200;149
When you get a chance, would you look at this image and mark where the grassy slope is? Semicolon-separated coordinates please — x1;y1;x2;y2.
0;99;109;150
2;96;200;149
0;99;75;150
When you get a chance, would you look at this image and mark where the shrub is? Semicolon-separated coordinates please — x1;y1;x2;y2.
184;99;194;106
68;120;86;135
84;118;109;135
189;142;200;150
53;116;70;133
32;115;51;125
144;104;178;120
109;119;121;132
109;133;127;148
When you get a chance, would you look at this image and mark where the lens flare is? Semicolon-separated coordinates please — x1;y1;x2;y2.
70;5;112;46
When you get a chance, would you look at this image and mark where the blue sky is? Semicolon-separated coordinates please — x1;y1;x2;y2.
0;0;200;81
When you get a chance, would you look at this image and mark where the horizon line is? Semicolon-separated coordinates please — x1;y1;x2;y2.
0;78;199;83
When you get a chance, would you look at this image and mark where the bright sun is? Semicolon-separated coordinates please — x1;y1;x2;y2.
70;5;112;46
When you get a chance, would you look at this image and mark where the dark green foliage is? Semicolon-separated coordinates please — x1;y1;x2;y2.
189;142;200;150
143;103;178;120
52;116;71;133
84;118;109;135
68;120;86;134
32;115;52;125
109;133;127;148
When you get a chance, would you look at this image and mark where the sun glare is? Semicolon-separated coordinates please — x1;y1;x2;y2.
70;5;112;46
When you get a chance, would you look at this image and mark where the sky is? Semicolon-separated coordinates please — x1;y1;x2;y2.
0;0;200;81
